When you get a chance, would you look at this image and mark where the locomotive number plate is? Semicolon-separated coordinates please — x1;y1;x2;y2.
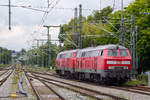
114;67;123;69
116;61;122;64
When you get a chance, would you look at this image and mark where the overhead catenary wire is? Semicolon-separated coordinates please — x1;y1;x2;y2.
112;0;116;10
34;0;61;37
0;4;100;12
102;17;119;32
88;23;130;45
41;0;56;23
0;4;48;13
59;34;78;47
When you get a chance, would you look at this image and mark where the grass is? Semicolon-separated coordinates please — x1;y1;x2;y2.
0;64;4;67
27;66;56;73
125;80;142;86
125;74;148;86
125;79;148;86
11;71;19;95
13;74;18;84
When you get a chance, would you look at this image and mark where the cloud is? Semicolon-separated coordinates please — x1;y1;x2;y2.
0;0;134;51
0;25;34;51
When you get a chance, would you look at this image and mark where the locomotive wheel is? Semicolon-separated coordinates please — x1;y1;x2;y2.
90;74;94;82
82;73;85;80
79;73;82;80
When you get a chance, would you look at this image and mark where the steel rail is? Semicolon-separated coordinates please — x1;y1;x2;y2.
109;86;150;96
0;70;13;86
29;75;103;100
0;70;9;77
126;86;150;92
24;72;42;100
38;79;66;100
32;71;150;96
31;73;126;100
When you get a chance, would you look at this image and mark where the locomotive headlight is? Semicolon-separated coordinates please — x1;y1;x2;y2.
107;61;117;64
123;66;128;69
122;61;130;64
108;66;114;69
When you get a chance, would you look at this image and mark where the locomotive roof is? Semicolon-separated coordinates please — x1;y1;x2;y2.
58;49;79;55
80;44;127;52
58;44;127;54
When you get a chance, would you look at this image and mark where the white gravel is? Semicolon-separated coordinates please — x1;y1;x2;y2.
0;70;14;100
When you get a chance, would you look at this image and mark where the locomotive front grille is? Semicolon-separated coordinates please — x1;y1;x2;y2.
108;66;128;70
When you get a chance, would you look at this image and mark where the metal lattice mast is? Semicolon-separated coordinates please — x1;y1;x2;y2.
43;25;51;67
36;40;39;66
43;25;60;67
8;0;11;30
79;4;82;49
131;15;137;76
119;0;124;45
41;41;44;67
100;0;102;10
135;26;138;72
74;8;78;49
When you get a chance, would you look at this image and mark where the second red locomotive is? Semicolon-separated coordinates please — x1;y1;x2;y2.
56;44;131;84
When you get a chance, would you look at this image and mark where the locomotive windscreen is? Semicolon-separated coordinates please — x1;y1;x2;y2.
119;50;128;57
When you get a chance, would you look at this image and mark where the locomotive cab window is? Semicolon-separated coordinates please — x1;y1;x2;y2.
108;50;117;56
76;52;82;58
91;50;99;57
81;52;86;57
99;50;103;56
57;54;60;59
60;54;62;58
119;50;128;57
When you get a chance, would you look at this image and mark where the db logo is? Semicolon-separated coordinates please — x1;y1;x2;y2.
117;61;121;64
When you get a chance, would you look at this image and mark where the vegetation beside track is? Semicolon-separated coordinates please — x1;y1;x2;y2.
125;80;144;86
26;66;56;73
11;70;19;95
0;47;12;65
125;74;148;86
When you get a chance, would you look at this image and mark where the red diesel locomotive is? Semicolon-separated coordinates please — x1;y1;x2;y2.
56;44;131;84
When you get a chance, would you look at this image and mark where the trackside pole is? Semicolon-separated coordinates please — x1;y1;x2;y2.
148;72;150;87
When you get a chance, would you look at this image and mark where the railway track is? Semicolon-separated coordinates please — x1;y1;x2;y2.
28;71;127;100
24;72;66;100
109;86;150;96
0;70;9;77
24;72;42;100
0;70;13;87
30;71;150;97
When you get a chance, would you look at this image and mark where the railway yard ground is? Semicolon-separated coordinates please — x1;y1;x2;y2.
0;65;150;100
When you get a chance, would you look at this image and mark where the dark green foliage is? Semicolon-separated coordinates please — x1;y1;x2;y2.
28;43;58;68
137;74;148;83
58;25;65;43
0;47;12;64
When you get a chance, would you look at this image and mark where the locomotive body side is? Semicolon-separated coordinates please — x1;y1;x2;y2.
56;44;131;84
56;50;78;76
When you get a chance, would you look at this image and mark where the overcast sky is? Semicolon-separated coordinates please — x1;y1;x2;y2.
0;0;134;51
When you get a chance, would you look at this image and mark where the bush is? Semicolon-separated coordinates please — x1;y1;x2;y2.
0;64;3;67
125;74;148;86
125;80;143;86
137;74;148;83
